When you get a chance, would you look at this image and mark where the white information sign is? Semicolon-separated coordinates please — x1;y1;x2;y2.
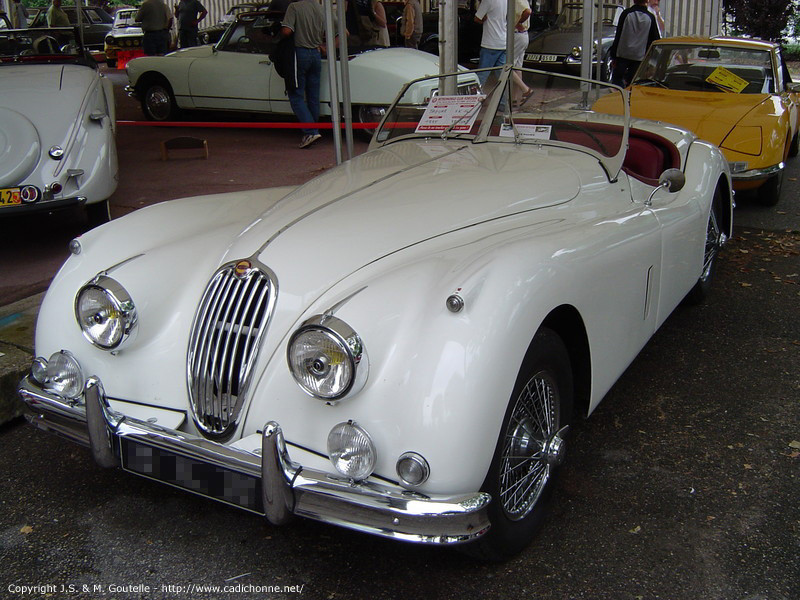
415;95;485;134
498;123;553;140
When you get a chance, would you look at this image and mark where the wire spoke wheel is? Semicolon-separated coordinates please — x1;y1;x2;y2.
700;205;722;283
462;327;573;560
499;371;560;520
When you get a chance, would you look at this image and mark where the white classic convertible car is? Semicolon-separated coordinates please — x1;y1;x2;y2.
125;10;455;127
0;27;118;224
19;66;733;559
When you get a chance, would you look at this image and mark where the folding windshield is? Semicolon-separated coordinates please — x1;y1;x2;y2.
373;66;629;180
633;44;775;94
0;28;86;63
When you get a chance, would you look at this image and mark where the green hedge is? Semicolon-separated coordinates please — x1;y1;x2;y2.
785;43;800;61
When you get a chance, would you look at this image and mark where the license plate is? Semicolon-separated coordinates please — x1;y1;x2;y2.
120;437;264;514
525;53;559;62
0;188;21;206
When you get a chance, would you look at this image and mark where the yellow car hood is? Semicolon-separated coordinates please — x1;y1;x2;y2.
621;88;770;146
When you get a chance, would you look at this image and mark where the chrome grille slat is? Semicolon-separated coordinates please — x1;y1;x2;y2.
187;261;276;438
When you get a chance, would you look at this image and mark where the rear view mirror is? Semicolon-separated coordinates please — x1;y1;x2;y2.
698;49;720;59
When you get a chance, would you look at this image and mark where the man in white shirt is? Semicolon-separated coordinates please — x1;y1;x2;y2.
474;0;507;86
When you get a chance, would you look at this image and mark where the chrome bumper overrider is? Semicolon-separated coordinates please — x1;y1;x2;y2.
18;375;491;544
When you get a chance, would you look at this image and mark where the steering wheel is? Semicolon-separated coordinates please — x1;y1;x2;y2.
34;36;62;55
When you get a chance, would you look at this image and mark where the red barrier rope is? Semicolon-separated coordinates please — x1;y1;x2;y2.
116;121;419;130
117;120;378;129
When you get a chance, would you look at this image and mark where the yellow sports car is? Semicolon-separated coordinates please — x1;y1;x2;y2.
594;37;800;206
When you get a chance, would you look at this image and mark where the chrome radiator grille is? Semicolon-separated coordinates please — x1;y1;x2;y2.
187;260;275;438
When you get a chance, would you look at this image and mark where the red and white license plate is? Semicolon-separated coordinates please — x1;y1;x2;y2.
0;187;21;206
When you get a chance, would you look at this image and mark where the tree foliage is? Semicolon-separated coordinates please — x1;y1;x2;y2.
723;0;794;41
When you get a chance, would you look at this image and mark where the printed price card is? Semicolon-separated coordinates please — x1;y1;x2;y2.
499;123;553;140
705;67;748;93
416;95;485;134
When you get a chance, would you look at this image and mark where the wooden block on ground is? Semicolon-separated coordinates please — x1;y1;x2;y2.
160;136;209;161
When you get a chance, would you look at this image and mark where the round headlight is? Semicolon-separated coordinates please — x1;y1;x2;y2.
75;276;137;350
43;350;84;400
327;421;376;480
396;452;430;487
287;315;367;401
571;46;582;58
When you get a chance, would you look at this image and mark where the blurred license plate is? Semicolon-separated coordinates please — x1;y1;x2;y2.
0;188;21;206
526;53;559;62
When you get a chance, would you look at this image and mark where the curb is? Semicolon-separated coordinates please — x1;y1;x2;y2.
0;294;41;425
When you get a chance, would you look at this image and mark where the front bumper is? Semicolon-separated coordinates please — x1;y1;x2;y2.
0;195;87;216
18;375;491;545
730;161;783;185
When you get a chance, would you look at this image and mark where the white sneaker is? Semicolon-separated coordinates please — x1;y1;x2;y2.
299;133;322;149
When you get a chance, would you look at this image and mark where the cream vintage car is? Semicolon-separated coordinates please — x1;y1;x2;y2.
125;10;455;128
0;27;117;224
19;66;732;560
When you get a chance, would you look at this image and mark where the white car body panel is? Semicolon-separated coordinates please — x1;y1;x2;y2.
34;135;729;493
0;53;117;213
127;27;444;117
23;66;734;547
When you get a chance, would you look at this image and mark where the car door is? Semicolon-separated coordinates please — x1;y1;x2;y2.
187;17;274;113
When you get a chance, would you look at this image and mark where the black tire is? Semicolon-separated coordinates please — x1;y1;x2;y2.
106;58;117;69
684;185;724;305
141;79;179;122
86;199;111;228
354;105;386;140
461;327;573;561
756;171;783;207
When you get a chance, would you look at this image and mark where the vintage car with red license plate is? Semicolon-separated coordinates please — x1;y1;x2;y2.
19;65;732;559
0;27;117;225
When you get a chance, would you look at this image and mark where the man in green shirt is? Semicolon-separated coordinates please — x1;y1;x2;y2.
46;0;70;27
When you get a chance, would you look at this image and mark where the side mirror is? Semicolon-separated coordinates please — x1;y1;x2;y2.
646;168;685;206
658;168;685;193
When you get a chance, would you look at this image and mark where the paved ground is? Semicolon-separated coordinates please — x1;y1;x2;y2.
0;67;798;599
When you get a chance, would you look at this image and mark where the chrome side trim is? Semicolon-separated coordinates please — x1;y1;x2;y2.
19;375;492;545
731;162;784;181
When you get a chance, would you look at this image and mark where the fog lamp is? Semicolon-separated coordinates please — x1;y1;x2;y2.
396;452;430;487
43;350;84;400
571;46;582;58
327;421;376;480
30;357;48;385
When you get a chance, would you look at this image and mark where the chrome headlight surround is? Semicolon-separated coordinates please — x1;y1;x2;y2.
74;275;137;351
287;314;368;401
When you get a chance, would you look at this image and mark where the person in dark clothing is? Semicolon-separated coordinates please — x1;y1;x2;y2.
609;0;659;88
174;0;207;48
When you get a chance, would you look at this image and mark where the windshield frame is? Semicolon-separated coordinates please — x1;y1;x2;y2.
371;65;629;181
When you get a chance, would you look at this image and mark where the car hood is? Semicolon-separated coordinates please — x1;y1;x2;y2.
627;87;769;146
221;140;581;307
82;139;583;318
0;65;97;186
